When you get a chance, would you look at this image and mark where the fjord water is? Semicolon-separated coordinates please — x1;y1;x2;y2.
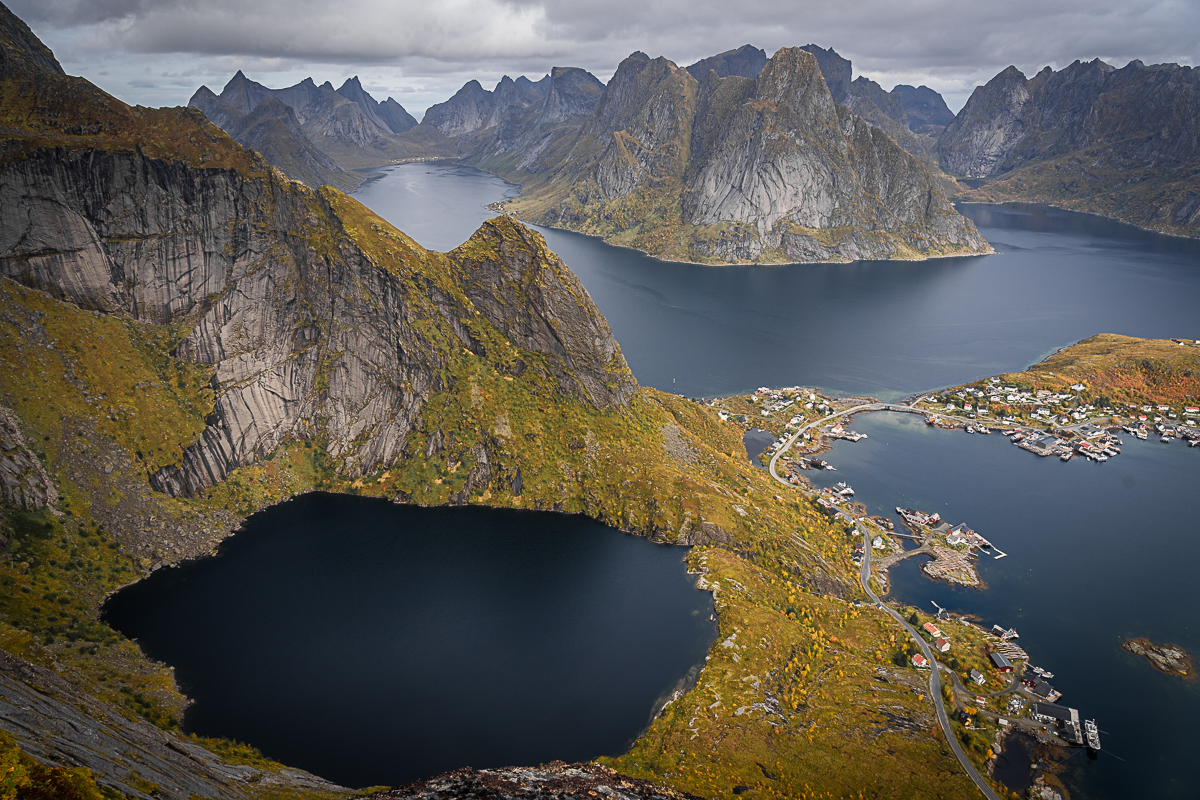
355;162;1200;399
104;495;715;787
805;412;1200;800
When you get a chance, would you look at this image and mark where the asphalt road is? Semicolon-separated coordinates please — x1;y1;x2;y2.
757;400;1005;798
858;522;1003;800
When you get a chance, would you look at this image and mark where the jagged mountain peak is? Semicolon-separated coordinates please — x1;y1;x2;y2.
752;47;832;112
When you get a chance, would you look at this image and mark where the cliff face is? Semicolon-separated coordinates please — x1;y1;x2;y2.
492;47;987;263
2;48;633;501
942;59;1200;237
0;141;633;497
336;76;418;134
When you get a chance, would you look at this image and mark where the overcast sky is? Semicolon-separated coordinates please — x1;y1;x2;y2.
12;0;1199;118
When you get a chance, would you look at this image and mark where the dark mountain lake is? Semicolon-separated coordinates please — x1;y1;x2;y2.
104;495;716;788
805;412;1200;800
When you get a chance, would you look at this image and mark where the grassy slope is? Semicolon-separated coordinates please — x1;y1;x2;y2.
0;62;986;800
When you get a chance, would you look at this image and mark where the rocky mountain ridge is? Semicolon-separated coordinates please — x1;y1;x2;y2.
470;47;987;262
189;71;443;180
941;58;1200;237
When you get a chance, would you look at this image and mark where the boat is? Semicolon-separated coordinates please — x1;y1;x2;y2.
1136;430;1148;440
1161;435;1172;443
833;482;854;496
977;426;990;434
1084;719;1101;751
1060;452;1073;461
1095;454;1108;462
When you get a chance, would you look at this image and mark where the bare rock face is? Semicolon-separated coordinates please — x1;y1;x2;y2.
681;49;986;260
538;66;606;125
0;647;345;799
937;65;1032;177
0;406;57;510
482;47;986;262
423;75;550;138
366;762;703;800
892;84;956;135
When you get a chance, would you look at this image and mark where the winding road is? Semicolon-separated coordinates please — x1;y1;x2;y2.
757;401;1003;799
858;522;1004;800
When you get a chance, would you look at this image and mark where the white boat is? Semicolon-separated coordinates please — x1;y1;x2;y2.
1160;435;1172;443
1095;454;1108;462
1060;452;1072;461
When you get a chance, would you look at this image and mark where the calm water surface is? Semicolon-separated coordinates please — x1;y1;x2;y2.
354;162;1200;399
105;495;715;788
805;412;1200;800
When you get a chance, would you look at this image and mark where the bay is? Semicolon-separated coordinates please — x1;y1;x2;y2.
804;412;1200;800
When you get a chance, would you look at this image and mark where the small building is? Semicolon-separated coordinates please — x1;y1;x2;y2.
923;622;942;637
935;637;951;653
989;652;1014;672
946;532;969;547
1031;679;1055;699
970;669;986;685
1031;702;1071;723
911;654;929;668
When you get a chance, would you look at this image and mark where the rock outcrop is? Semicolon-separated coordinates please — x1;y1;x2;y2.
366;762;702;800
941;59;1200;237
0;647;346;799
1122;638;1194;679
0;406;57;511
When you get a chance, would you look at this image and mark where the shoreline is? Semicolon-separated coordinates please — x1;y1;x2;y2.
953;197;1200;243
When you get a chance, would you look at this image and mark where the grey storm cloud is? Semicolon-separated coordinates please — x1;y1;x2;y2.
10;0;1199;110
